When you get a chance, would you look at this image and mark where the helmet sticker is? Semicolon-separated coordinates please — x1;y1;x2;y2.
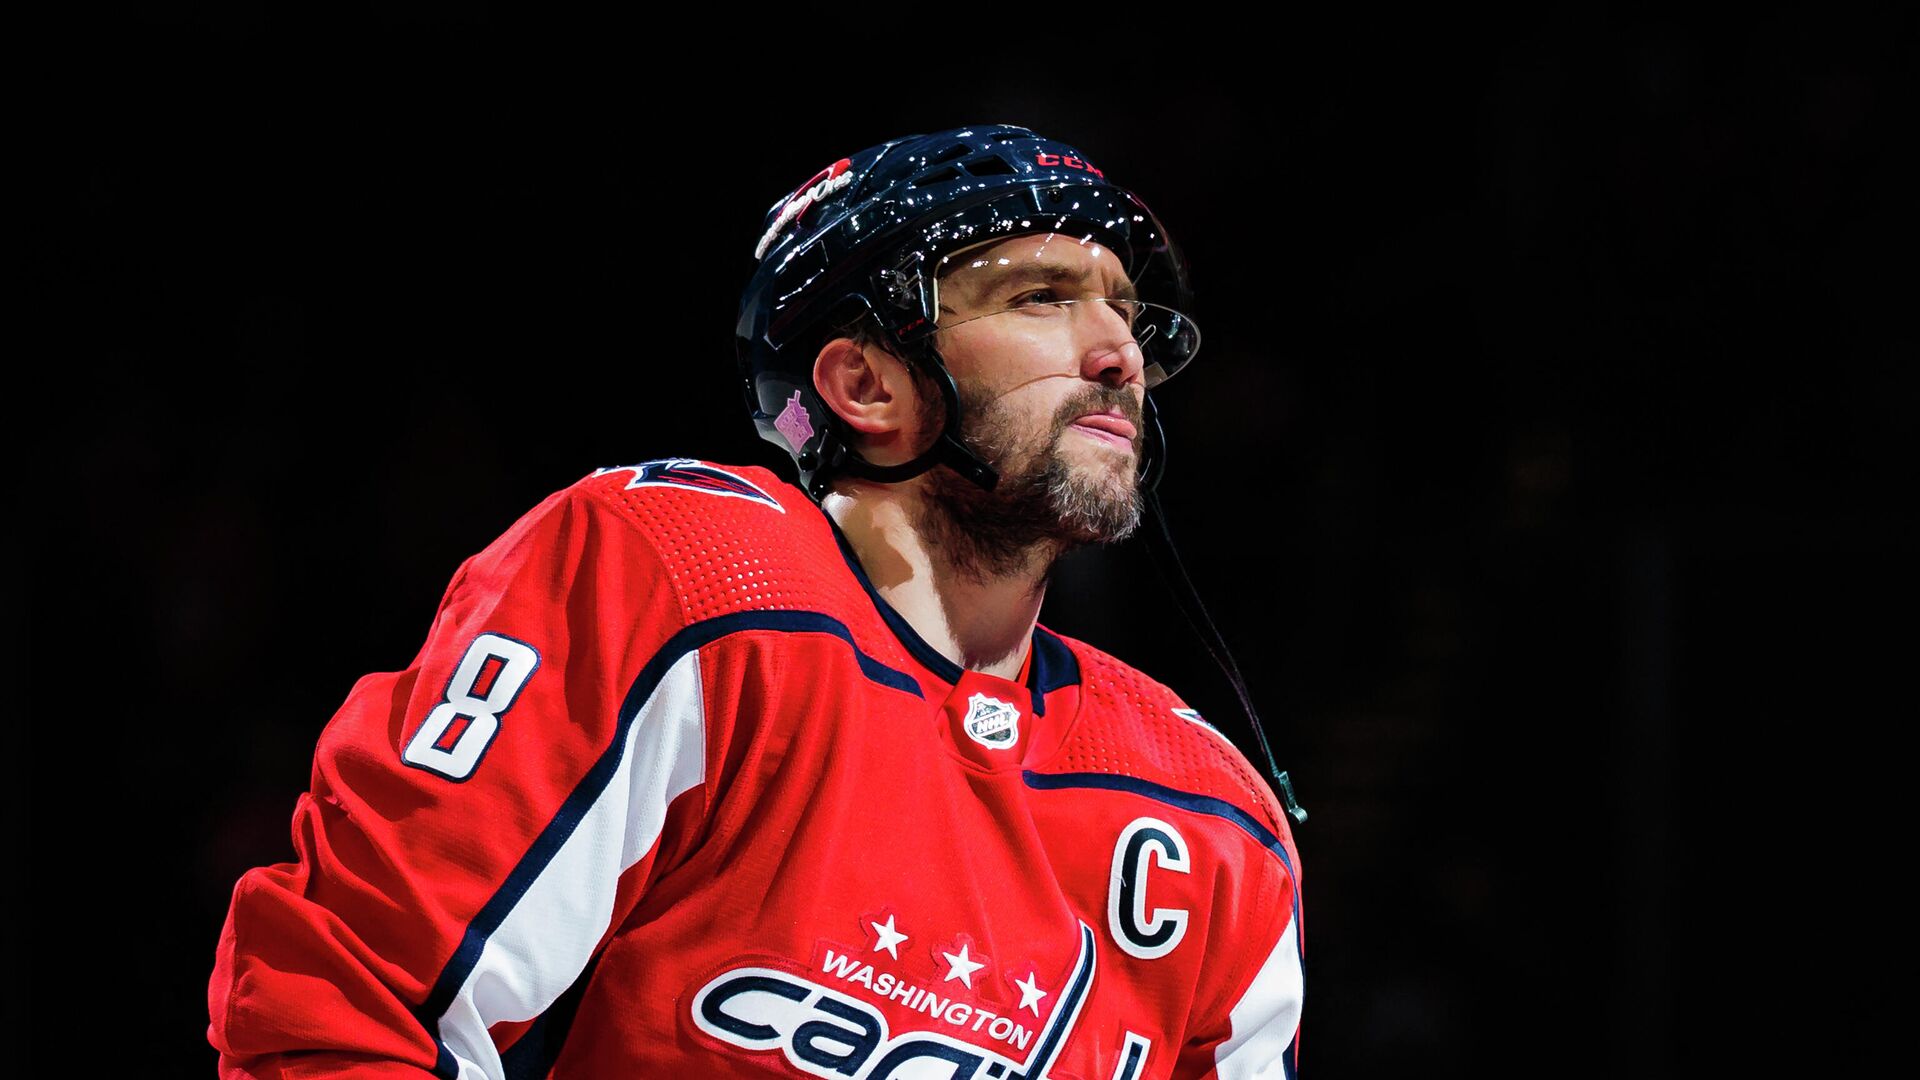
754;157;856;260
773;390;815;451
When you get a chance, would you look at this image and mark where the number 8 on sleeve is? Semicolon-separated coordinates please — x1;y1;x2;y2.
401;632;541;781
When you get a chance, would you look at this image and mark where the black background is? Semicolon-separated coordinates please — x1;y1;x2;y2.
31;7;1912;1075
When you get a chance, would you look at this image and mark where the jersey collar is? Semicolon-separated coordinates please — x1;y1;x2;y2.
817;503;1080;716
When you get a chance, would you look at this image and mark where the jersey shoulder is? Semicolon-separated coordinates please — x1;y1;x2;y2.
1043;628;1293;847
568;456;863;626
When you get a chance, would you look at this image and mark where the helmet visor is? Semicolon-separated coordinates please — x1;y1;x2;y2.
915;220;1199;387
929;297;1199;389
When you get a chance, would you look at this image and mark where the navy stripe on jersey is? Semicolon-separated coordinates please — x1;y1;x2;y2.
1023;770;1305;969
1027;627;1080;717
499;947;599;1079
1022;771;1295;876
414;609;922;1077
744;611;926;696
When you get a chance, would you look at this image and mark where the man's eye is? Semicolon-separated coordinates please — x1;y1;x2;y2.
1012;288;1060;307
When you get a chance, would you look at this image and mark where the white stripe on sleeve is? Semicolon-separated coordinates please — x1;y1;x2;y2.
437;648;707;1078
1213;911;1303;1080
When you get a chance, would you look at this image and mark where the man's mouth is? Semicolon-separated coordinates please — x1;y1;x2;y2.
1069;411;1138;449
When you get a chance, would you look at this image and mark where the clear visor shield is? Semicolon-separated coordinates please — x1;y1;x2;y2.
915;223;1199;388
928;297;1199;389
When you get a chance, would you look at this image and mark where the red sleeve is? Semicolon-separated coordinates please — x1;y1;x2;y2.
1170;736;1306;1080
208;480;694;1078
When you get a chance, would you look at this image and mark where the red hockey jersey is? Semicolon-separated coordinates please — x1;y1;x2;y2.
209;459;1304;1079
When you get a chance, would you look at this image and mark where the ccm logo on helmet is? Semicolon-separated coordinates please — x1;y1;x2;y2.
1035;152;1102;178
1107;817;1191;960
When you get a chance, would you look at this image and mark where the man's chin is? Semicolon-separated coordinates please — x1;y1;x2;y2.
1046;459;1143;544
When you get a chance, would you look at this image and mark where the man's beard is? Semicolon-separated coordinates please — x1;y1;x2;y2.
917;380;1145;582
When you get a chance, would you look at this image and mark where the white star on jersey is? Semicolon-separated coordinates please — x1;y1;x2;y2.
1014;970;1048;1016
869;915;908;960
940;943;985;988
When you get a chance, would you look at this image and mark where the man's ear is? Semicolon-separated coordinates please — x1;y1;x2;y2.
812;337;935;465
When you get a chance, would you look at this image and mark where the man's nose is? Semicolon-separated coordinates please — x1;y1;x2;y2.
1080;300;1146;387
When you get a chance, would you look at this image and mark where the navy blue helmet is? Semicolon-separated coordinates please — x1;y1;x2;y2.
737;124;1199;500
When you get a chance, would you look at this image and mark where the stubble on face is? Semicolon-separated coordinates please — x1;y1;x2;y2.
917;379;1146;584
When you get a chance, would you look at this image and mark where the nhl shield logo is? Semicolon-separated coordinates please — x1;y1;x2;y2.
963;693;1020;750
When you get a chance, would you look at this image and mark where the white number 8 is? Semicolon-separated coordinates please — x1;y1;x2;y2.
401;632;541;781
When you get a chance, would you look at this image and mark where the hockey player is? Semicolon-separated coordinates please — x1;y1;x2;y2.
209;124;1304;1079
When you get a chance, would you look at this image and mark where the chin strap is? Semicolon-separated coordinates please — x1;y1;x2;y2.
820;337;1001;498
1140;487;1308;828
832;429;997;491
